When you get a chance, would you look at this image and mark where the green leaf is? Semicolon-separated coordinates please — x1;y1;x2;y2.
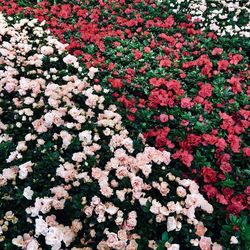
222;225;232;232
161;231;168;242
229;214;237;223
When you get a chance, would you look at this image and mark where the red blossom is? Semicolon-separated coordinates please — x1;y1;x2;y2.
220;162;232;173
230;54;243;65
159;59;171;68
222;187;234;198
243;147;250;157
172;150;194;167
203;185;218;198
108;78;124;88
218;60;229;71
198;83;213;98
180;97;194;109
216;194;228;205
59;4;72;19
201;167;217;183
212;48;223;55
227;135;241;153
133;49;143;60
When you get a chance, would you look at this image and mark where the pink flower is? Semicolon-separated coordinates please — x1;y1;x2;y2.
4;82;16;93
126;240;138;250
126;217;137;230
199;236;212;250
150;200;161;214
71;220;82;233
41;46;54;55
84;206;93;217
131;176;143;192
118;230;127;241
2;167;17;180
100;185;113;198
92;168;103;180
195;222;207;237
159;182;170;196
212;243;222;250
106;233;119;248
159;114;169;123
176;186;187;197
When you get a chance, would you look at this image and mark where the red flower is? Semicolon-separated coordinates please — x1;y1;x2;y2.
180;72;186;78
212;48;223;55
172;150;193;167
215;138;227;151
201;65;212;77
109;78;124;88
133;49;143;60
203;185;218;198
243;147;250;157
227;135;241;153
180;97;193;109
230;54;243;65
77;9;88;18
202;134;217;145
159;59;171;68
228;195;246;214
164;15;175;28
201;167;217;183
165;80;184;95
127;114;135;122
144;47;151;53
159;114;168;123
59;4;72;19
198;83;213;98
220;162;232;173
227;77;242;94
181;120;189;126
218;60;229;71
149;78;163;87
244;186;250;195
216;194;228;205
222;187;234;198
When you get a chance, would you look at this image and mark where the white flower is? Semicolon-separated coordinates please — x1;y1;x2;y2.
230;236;238;244
45;227;64;250
23;186;34;200
167;244;180;250
44;112;54;126
26;239;40;250
88;67;99;79
35;216;48;236
79;130;92;145
63;54;77;65
19;161;33;179
167;216;177;232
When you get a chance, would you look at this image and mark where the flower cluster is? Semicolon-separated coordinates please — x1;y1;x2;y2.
162;0;250;37
0;212;18;243
0;13;224;249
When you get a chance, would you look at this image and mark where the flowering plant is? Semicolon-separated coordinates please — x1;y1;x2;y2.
0;13;226;250
0;0;249;249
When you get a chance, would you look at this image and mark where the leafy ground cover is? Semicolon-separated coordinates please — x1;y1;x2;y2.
0;0;249;249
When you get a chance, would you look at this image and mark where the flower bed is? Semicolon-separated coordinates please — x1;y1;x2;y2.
0;13;226;250
0;0;249;249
